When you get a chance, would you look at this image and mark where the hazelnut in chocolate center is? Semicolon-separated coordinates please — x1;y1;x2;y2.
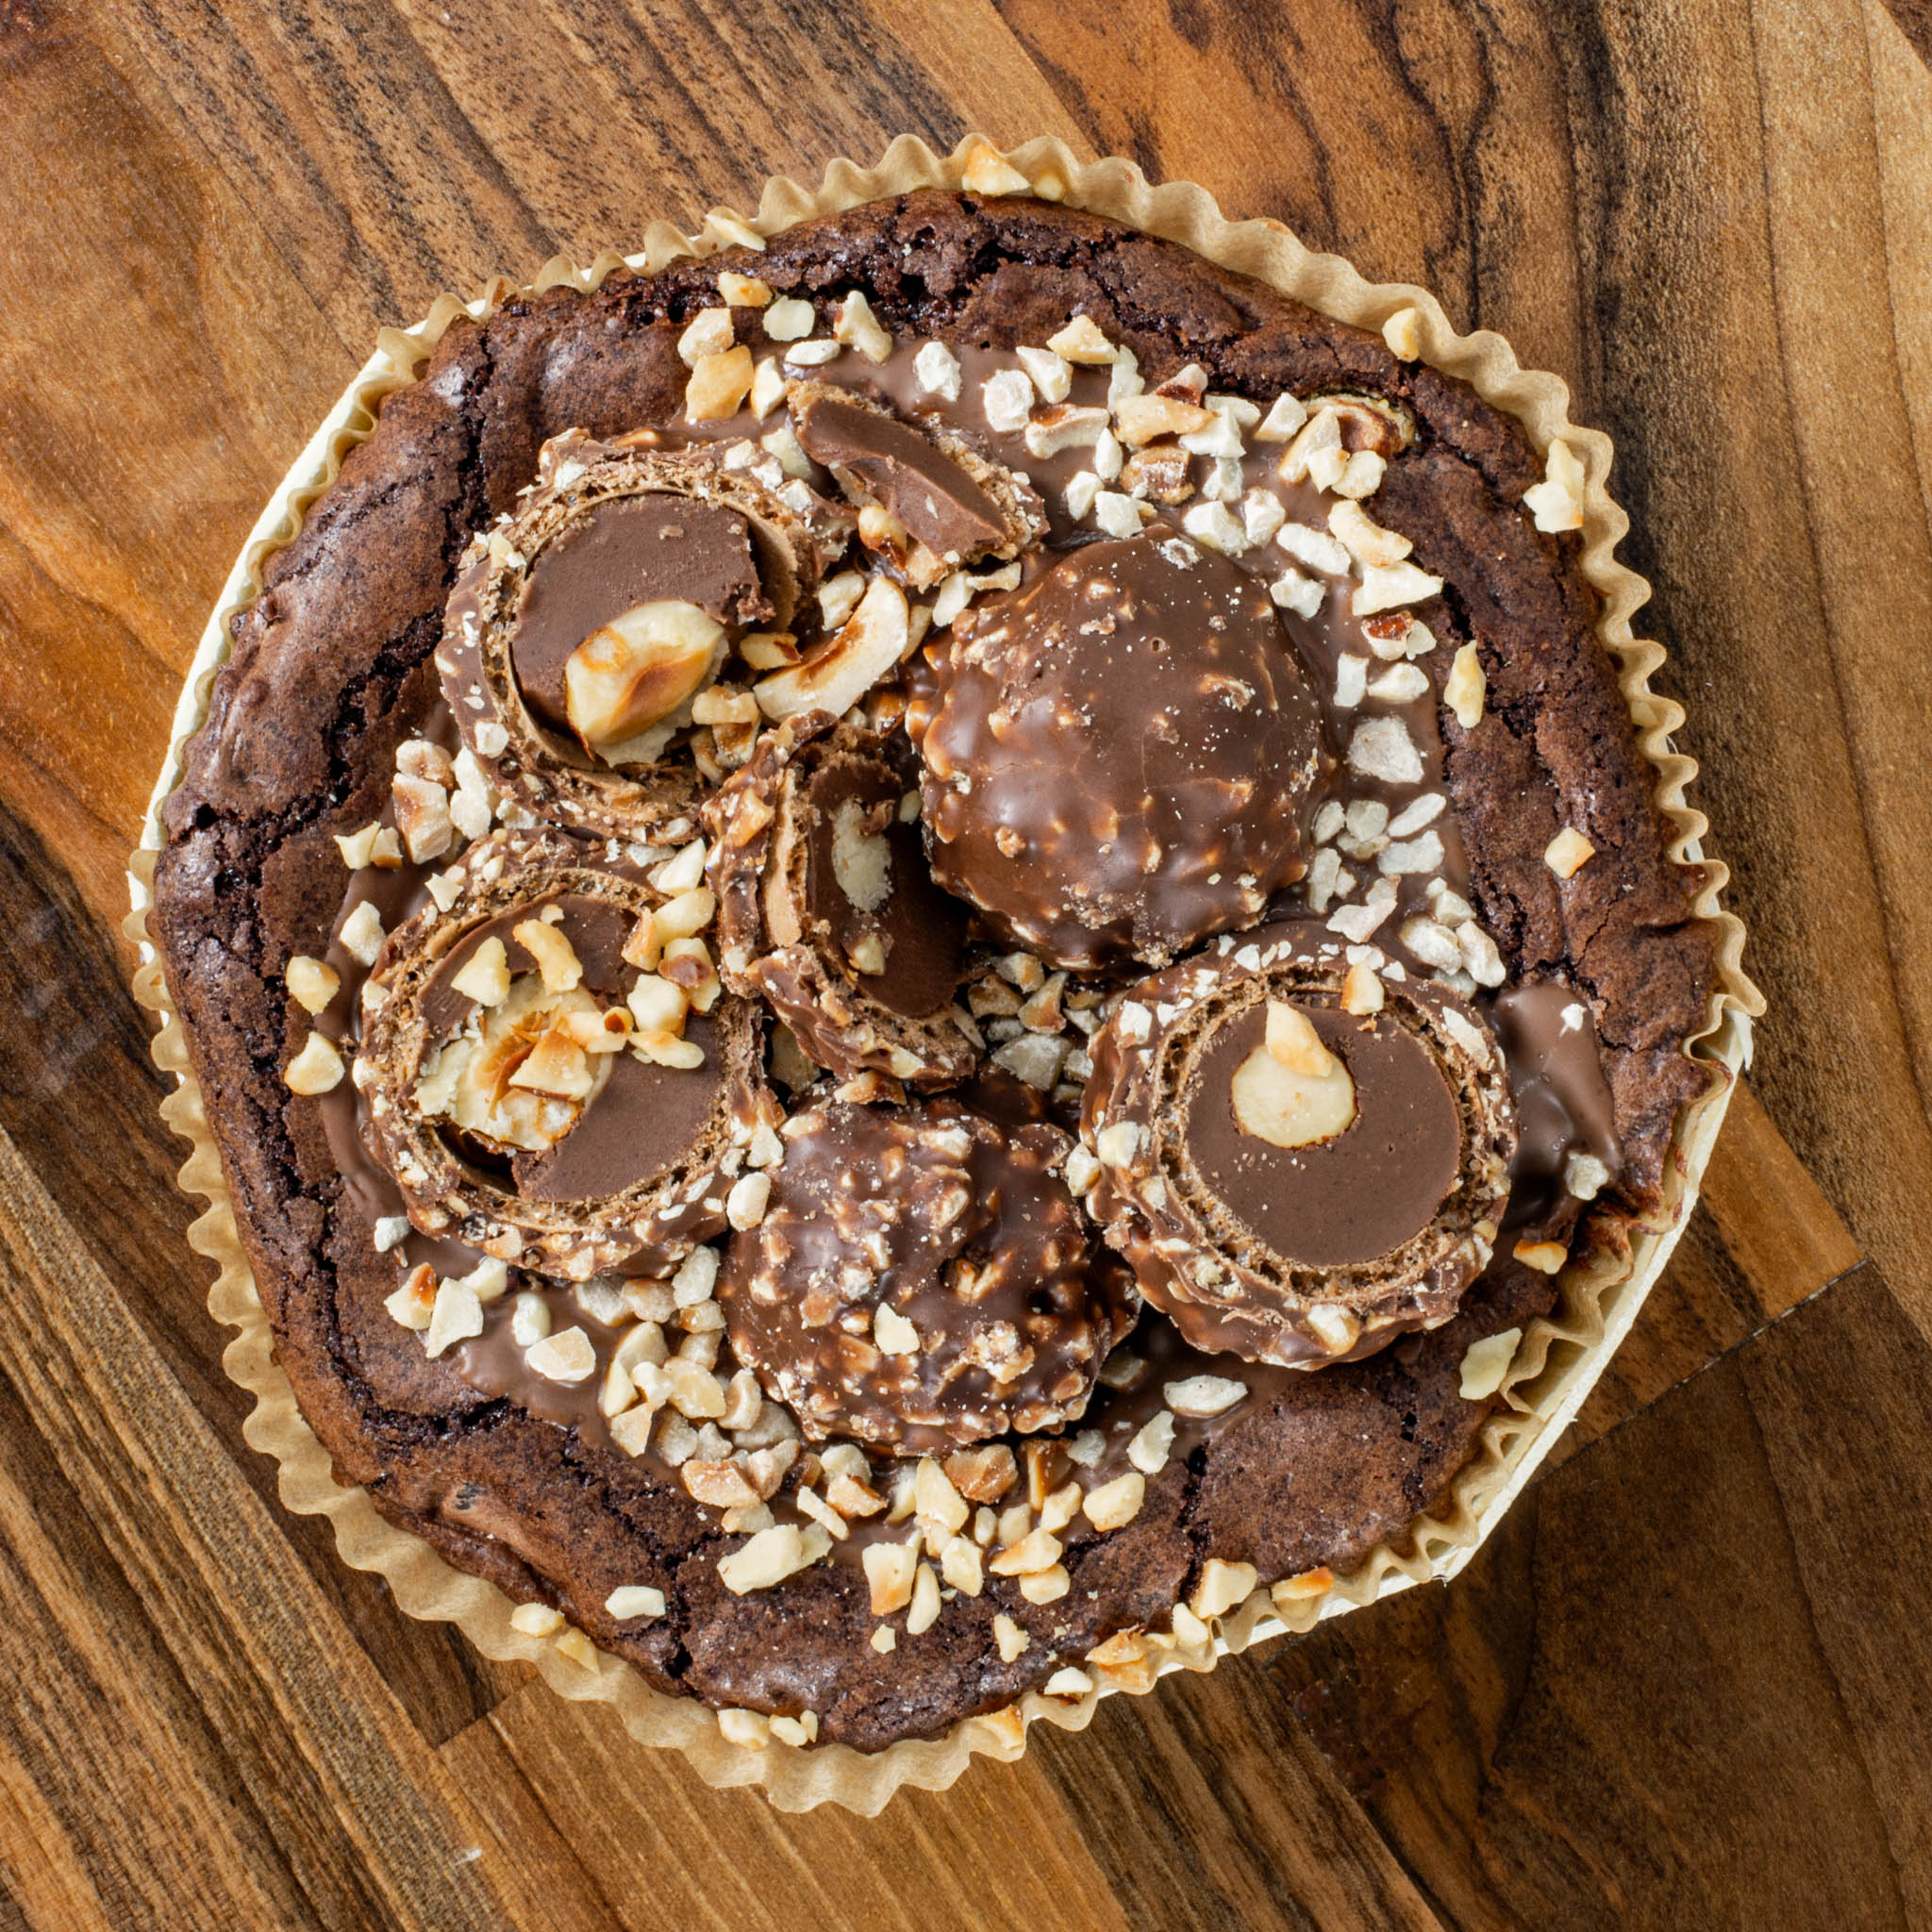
1081;924;1515;1367
511;495;762;758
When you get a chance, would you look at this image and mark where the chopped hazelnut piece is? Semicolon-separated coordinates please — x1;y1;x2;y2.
1113;392;1217;447
725;1171;771;1231
717;1709;770;1749
940;1535;983;1596
527;1326;597;1384
1544;826;1596;878
1458;1325;1524;1399
285;1030;344;1095
1341;961;1384;1015
449;937;510;1008
833;290;892;363
509;1603;564;1637
905;1561;942;1636
554;1629;599;1672
717;1523;829;1593
334;823;382;870
960;141;1032;195
1273;1567;1335;1607
1018;1565;1070;1606
756;576;909;723
677;308;737;366
988;1526;1062;1576
391;773;453;863
1353;561;1445;617
1524;437;1587;532
604;1585;666;1621
1265;1002;1337;1078
1082;1471;1146;1532
1164;1374;1246;1420
1046;314;1119;364
685;346;755;422
862;1539;918;1614
1191;1557;1258;1621
339;900;385;968
509;918;582;993
1127;1411;1175;1475
1443;642;1487;730
717;271;772;307
1513;1239;1568;1275
285;956;339;1014
1327;498;1411;568
993;1612;1030;1662
1382;306;1424;360
769;1711;819;1748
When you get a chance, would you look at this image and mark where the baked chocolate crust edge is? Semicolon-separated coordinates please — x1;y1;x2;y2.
149;189;1716;1751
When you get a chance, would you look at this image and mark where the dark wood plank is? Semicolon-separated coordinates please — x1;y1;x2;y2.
1031;1661;1446;1931
484;1677;1141;1932
0;0;352;918
0;1124;543;1932
1274;1265;1928;1929
0;792;519;1749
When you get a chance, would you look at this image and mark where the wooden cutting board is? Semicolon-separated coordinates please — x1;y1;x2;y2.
2;0;1929;1924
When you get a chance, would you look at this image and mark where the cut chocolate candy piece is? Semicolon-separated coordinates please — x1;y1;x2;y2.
705;711;976;1091
511;494;768;736
908;528;1332;972
785;380;1042;588
717;1091;1134;1454
355;827;776;1282
1082;922;1516;1367
440;435;851;841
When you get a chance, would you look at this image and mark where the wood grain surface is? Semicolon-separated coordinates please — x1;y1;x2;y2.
1;0;1927;1924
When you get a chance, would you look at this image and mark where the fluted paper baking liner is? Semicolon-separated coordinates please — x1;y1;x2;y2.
128;133;1762;1814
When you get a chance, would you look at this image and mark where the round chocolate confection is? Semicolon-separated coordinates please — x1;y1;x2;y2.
1082;923;1516;1367
718;1092;1134;1454
907;527;1332;973
356;828;775;1281
439;435;853;841
705;709;976;1091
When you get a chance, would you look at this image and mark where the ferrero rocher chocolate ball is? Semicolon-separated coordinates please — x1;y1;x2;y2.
908;528;1331;972
718;1093;1134;1454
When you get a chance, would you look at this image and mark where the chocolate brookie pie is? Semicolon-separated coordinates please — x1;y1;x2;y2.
150;186;1722;1756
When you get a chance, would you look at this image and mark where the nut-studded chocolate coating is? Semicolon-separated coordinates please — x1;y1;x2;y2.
438;434;852;841
1081;923;1516;1367
705;710;976;1091
908;529;1332;972
355;828;775;1281
718;1093;1134;1455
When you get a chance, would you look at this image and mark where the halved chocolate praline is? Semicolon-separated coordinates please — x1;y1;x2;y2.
717;1091;1134;1455
706;709;976;1091
908;528;1332;973
355;829;775;1281
438;436;851;841
786;380;1042;587
1081;923;1516;1367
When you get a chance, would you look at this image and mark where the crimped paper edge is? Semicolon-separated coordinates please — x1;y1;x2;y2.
125;132;1761;1815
